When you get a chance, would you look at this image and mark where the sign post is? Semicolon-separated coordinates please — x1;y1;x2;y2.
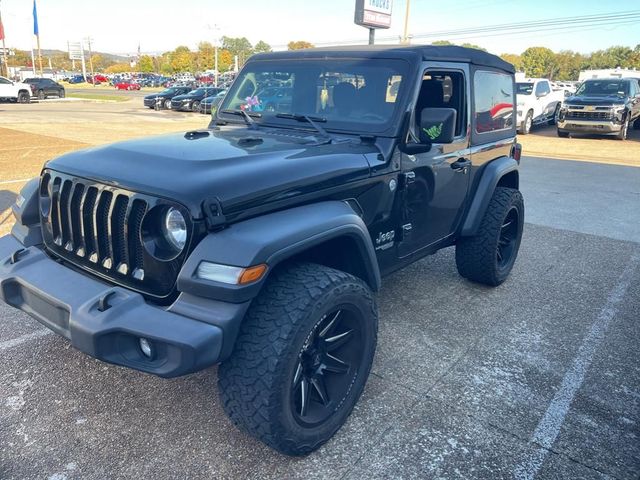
354;0;393;45
68;41;87;80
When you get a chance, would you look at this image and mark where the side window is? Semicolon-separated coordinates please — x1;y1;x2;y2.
535;81;550;96
0;77;11;85
415;70;466;140
473;71;514;134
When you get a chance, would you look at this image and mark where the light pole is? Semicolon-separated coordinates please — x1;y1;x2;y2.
402;0;411;44
205;23;220;87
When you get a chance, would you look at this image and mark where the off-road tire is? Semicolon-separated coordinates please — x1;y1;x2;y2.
557;130;569;138
521;110;533;134
218;262;378;456
455;187;524;286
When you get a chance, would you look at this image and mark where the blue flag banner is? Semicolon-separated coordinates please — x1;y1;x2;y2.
33;0;39;36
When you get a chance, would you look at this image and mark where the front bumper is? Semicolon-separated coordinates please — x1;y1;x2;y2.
143;98;159;107
557;119;623;134
0;235;248;377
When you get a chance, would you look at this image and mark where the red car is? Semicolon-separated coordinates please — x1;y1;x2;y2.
114;81;141;91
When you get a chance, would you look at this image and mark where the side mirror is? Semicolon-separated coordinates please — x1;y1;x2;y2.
418;107;456;144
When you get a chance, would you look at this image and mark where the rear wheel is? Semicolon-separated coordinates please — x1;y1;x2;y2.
456;187;524;286
548;104;560;125
521;111;533;134
37;90;45;100
218;263;378;455
59;89;65;98
17;92;30;104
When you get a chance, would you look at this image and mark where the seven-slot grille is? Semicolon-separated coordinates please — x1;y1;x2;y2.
39;170;190;298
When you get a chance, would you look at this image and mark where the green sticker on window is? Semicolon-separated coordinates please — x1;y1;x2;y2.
423;123;443;141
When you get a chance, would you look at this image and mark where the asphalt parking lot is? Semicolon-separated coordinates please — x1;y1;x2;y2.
0;98;639;479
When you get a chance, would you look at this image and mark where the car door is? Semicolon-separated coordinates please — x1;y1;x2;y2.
0;76;14;97
535;80;554;121
397;64;471;258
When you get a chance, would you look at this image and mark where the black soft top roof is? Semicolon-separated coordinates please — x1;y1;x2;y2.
251;45;515;74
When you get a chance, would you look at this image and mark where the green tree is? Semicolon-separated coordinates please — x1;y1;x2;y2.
521;46;557;78
287;40;314;50
460;43;486;52
500;53;522;71
554;50;584;80
138;55;155;73
254;40;272;53
431;40;453;46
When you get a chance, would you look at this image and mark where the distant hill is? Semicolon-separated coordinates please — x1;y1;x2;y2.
41;49;130;63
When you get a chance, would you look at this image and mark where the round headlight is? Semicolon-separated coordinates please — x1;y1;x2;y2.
162;207;187;251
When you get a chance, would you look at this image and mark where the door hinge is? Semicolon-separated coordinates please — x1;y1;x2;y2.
399;171;416;189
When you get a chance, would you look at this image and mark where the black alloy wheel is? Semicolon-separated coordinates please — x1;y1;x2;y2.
497;207;519;268
291;308;363;426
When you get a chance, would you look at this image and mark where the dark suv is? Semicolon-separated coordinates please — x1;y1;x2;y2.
24;77;65;100
0;46;523;456
558;77;640;139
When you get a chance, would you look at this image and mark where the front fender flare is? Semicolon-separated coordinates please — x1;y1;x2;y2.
177;201;381;303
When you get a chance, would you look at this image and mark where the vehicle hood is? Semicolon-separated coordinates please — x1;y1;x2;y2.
144;92;173;100
45;128;375;219
563;95;627;107
171;93;198;101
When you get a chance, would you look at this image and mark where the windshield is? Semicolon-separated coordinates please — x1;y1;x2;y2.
516;83;533;95
161;88;180;95
576;80;629;97
188;88;206;96
218;58;409;133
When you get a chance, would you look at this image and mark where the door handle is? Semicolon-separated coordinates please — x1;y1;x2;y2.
451;158;472;171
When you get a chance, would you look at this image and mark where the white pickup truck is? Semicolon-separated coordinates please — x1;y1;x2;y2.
0;76;32;103
516;78;565;134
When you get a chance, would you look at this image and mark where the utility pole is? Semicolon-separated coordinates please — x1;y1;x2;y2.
402;0;411;44
86;37;95;85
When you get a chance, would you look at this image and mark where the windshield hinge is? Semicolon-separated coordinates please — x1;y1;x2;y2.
202;197;227;230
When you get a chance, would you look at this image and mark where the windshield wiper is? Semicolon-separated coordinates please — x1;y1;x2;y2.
221;109;261;130
275;113;340;143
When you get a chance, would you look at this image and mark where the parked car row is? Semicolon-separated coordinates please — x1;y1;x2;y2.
143;86;228;114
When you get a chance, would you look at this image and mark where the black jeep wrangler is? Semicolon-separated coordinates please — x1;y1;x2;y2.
0;46;523;455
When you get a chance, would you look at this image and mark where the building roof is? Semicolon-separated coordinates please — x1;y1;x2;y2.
252;45;515;73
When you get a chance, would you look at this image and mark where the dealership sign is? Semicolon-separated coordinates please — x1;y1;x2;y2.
354;0;393;29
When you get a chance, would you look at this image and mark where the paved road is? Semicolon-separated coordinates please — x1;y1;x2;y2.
0;157;639;479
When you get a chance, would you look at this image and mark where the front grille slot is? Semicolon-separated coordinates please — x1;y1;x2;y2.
566;111;613;121
39;170;191;298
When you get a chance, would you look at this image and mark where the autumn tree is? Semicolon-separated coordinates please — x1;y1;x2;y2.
138;55;155;73
500;53;522;71
170;46;194;72
196;41;215;71
287;40;314;50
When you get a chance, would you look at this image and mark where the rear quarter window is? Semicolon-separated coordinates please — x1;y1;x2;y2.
473;71;514;134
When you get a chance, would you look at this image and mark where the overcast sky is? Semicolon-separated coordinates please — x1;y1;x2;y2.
1;0;639;56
